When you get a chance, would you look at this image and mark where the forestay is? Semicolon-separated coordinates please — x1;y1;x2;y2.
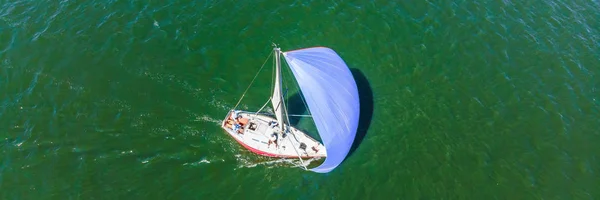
282;47;360;173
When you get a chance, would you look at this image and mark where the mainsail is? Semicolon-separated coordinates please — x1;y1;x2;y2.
271;47;285;132
282;47;360;173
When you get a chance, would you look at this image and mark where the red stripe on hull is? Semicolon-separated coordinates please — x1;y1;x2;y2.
227;132;322;159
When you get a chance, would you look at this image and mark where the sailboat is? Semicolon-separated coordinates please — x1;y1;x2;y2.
221;45;360;173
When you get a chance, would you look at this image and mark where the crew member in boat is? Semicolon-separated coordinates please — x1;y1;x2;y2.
268;133;278;148
231;111;240;122
225;119;243;134
226;111;249;134
232;123;242;134
230;111;249;127
312;146;319;153
268;121;278;128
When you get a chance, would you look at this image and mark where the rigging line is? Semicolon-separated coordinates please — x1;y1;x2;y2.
232;50;273;110
282;99;306;171
270;51;276;96
255;98;271;114
280;68;292;132
285;114;312;117
283;90;292;133
277;58;291;128
285;132;308;170
283;67;290;120
254;113;311;117
279;88;305;169
281;57;292;116
281;57;312;117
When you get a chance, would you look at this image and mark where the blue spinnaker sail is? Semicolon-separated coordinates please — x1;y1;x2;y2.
282;47;360;173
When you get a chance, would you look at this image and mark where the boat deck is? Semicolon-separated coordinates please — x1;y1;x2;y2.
221;110;327;158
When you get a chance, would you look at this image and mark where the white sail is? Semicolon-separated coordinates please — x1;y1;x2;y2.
271;47;285;132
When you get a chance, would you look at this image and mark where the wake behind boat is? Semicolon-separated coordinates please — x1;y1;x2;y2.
221;45;360;173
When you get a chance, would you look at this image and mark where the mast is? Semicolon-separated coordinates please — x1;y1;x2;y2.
271;46;286;133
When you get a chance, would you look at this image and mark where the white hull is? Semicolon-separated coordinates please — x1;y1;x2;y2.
221;110;327;158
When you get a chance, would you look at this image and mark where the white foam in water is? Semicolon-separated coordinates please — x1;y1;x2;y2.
195;114;221;125
208;97;231;111
139;153;162;165
183;158;224;166
233;154;320;170
180;125;201;137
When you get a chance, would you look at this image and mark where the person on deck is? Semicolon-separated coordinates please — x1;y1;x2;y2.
312;146;319;153
268;132;278;148
230;110;249;127
231;111;240;122
225;119;243;134
232;123;243;134
268;121;278;128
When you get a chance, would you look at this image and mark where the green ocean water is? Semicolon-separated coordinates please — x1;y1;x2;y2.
1;0;600;199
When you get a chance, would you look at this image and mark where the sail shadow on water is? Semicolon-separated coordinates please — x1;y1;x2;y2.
346;68;373;160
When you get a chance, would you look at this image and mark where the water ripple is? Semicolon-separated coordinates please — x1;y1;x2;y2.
0;0;599;198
